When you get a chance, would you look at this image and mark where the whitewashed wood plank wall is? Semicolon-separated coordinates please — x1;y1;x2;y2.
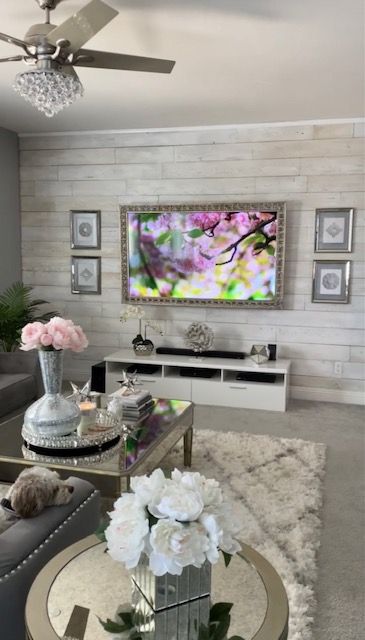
19;120;365;404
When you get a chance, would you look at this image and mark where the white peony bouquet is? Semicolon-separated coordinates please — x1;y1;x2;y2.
105;468;241;576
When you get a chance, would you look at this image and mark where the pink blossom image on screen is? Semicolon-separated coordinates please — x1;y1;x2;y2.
127;210;277;302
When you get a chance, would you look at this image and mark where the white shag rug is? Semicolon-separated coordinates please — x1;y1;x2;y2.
162;429;326;640
0;429;326;640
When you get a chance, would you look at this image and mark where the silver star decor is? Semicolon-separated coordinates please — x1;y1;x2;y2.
117;370;142;396
69;379;91;402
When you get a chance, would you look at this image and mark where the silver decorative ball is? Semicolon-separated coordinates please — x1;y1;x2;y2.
184;322;214;353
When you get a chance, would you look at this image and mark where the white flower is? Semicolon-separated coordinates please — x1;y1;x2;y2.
130;469;167;507
120;305;145;322
149;482;204;521
145;319;164;336
105;469;242;576
202;501;241;556
105;492;149;569
171;469;223;508
106;512;149;569
199;512;221;564
149;519;209;575
110;492;145;518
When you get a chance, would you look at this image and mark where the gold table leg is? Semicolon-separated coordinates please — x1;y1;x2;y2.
183;427;193;467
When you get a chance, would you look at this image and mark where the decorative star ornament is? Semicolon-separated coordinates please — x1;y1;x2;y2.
69;379;91;402
117;370;142;396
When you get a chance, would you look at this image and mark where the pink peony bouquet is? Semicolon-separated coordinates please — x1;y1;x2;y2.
20;317;88;352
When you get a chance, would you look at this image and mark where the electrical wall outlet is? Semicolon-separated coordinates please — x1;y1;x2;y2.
334;362;343;377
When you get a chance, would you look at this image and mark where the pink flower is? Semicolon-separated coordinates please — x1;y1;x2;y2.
47;317;73;350
68;325;89;352
188;211;221;231
20;322;47;351
20;317;88;353
40;333;53;347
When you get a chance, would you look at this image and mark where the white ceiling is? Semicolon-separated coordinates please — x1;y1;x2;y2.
0;0;364;134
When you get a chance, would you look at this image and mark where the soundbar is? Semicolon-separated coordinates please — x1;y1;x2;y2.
156;347;245;359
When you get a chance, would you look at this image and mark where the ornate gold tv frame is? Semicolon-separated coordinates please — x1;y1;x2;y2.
120;202;286;308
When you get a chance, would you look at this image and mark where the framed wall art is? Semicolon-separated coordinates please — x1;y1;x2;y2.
312;260;351;303
315;208;354;252
120;202;286;308
71;256;101;294
70;210;101;249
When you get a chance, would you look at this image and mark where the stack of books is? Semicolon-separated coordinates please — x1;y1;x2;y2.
108;389;154;422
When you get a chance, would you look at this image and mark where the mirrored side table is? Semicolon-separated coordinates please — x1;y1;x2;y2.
25;534;289;640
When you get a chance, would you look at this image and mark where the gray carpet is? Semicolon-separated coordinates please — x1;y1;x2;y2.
161;429;326;640
192;399;365;640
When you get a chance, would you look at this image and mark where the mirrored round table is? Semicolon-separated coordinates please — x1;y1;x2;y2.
25;534;288;640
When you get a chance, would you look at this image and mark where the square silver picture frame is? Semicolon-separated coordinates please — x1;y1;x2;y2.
70;210;101;250
71;256;101;294
312;260;351;303
315;208;354;252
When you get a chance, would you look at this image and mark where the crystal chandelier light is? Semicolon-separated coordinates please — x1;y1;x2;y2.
13;66;83;118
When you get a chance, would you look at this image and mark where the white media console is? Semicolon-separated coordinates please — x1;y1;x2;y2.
104;349;291;412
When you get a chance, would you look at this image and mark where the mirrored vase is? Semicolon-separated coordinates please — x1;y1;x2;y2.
23;350;80;437
131;555;211;639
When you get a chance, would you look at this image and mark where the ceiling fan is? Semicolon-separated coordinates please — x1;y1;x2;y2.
0;0;175;117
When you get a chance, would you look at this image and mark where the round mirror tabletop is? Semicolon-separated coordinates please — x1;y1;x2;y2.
26;535;288;640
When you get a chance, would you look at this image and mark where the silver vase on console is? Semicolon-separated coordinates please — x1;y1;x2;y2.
23;350;81;437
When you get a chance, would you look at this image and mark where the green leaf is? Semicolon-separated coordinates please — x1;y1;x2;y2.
211;615;231;640
147;509;159;528
155;230;172;246
222;551;233;567
130;631;143;640
198;623;210;640
118;610;134;628
95;519;108;542
97;616;127;633
253;242;266;253
266;244;275;256
171;229;184;249
0;281;57;351
188;228;204;238
210;602;233;622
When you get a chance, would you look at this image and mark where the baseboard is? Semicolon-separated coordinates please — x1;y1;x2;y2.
290;386;365;406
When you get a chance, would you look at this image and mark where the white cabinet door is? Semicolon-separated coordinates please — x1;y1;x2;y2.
138;377;191;401
192;380;286;411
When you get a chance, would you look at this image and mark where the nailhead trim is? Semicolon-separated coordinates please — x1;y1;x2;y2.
0;491;98;582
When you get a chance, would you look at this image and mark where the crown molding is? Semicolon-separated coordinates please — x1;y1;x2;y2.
18;117;365;137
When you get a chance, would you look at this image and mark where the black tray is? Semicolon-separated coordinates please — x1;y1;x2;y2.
22;435;121;457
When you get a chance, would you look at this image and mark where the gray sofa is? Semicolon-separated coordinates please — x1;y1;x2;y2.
0;351;43;418
0;476;100;640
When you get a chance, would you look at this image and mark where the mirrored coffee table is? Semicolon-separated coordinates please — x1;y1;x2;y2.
25;534;289;640
0;399;193;497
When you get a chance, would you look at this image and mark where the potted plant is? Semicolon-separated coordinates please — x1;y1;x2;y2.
0;282;55;352
0;282;57;402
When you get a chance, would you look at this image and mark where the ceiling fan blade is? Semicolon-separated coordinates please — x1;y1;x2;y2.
0;55;24;63
47;0;118;53
74;49;175;73
0;32;29;50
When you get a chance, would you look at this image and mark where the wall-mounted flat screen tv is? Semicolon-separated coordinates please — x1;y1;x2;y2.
120;202;285;307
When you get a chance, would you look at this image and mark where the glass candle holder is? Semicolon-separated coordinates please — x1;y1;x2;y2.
77;400;97;435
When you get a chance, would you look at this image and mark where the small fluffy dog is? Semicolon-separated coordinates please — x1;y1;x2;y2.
7;466;74;518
